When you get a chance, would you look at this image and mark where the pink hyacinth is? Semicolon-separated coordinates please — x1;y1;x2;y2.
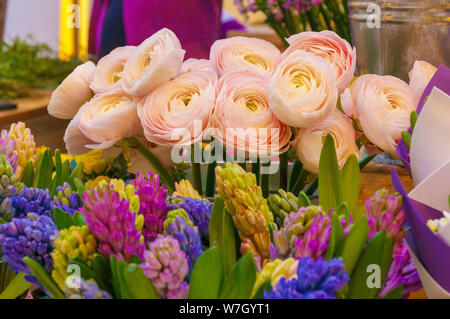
366;189;406;243
141;235;189;299
130;172;168;242
80;188;144;261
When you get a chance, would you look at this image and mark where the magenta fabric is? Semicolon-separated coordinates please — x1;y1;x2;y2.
121;0;222;59
88;0;109;55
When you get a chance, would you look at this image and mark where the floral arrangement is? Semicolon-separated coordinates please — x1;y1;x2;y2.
0;27;438;299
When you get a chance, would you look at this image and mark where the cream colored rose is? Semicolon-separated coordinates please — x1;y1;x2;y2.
212;70;292;158
48;61;95;119
138;69;217;145
408;60;437;104
64;90;141;154
292;110;358;174
90;46;135;94
121;28;185;96
350;74;416;157
283;31;356;94
210;36;281;77
269;50;337;128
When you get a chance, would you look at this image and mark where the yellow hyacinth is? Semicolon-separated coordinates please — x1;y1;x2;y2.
173;179;201;199
251;258;298;297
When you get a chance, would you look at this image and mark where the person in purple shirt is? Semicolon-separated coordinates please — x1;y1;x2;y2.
89;0;224;59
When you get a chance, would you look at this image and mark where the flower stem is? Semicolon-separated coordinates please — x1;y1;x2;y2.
205;161;216;197
261;161;270;198
191;143;202;195
292;168;310;196
252;159;260;185
279;152;288;190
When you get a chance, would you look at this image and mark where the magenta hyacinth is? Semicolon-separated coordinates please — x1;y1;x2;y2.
80;188;144;261
366;189;406;243
294;215;332;260
130;172;168;242
141;235;189;299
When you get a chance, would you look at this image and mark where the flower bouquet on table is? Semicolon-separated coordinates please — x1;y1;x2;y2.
392;64;450;298
0;27;431;299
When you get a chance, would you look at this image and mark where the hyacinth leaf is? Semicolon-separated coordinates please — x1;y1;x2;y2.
0;273;31;299
379;236;394;292
341;154;360;215
68;163;84;190
54;149;63;188
352;204;366;223
92;254;111;288
221;207;237;276
318;134;343;213
337;202;350;223
110;256;121;298
21;161;34;187
410;110;418;132
209;197;225;247
383;285;404;299
32;152;44;188
297;191;311;208
340;215;368;277
37;150;53;190
122;264;159;299
72;212;86;226
252;278;271;299
53;208;75;230
326;213;345;260
219;252;256;299
401;131;411;149
74;177;85;195
61;160;71;182
288;160;302;192
23;257;65;299
70;257;110;293
348;231;387;299
188;246;224;299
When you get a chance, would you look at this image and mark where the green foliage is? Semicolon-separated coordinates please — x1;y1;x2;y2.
339;215;369;277
341;154;360;215
219;252;257;299
23;257;65;299
0;273;31;299
0;37;81;100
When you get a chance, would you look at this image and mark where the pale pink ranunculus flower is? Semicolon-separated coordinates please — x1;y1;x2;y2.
408;60;437;105
212;70;292;158
292;109;358;174
90;46;135;94
48;61;96;119
137;69;217;146
121;28;185;96
340;88;355;117
64;90;142;154
180;58;215;73
269;49;338;128
210;36;281;77
282;31;356;94
350;74;416;157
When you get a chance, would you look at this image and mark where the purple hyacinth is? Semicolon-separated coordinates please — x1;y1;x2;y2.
51;183;82;215
168;196;212;244
141;235;189;299
65;278;112;299
167;216;203;277
0;213;57;276
0;129;17;169
80;188;144;261
3;187;53;220
379;242;422;298
294;215;332;260
130;172;168;242
265;257;349;299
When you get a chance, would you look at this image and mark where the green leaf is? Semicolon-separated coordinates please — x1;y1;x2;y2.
109;256;121;299
348;231;386;299
52;208;74;230
340;215;369;277
209;197;225;247
252;278;271;299
188;247;224;299
54;149;63;187
61;160;71;182
297;191;311;208
341;154;360;214
288;161;302;192
69;257;109;292
383;285;404;299
401;131;411;149
74;177;85;194
24;257;65;299
72;211;86;226
37;150;53;190
318;134;343;212
21;161;34;187
410;111;418;132
32;152;44;188
221;208;237;276
0;273;31;299
68;163;84;189
326;213;345;260
122;264;159;299
92;254;110;290
337;202;350;223
219;253;256;299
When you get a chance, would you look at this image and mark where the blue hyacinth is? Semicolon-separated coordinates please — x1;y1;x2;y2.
166;216;203;278
265;257;349;299
0;213;57;277
65;278;112;299
51;183;82;215
168;196;212;244
3;187;53;220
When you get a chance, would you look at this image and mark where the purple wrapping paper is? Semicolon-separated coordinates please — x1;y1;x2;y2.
391;166;450;292
396;64;450;173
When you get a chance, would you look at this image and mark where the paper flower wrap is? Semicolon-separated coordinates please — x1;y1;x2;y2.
269;49;337;128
